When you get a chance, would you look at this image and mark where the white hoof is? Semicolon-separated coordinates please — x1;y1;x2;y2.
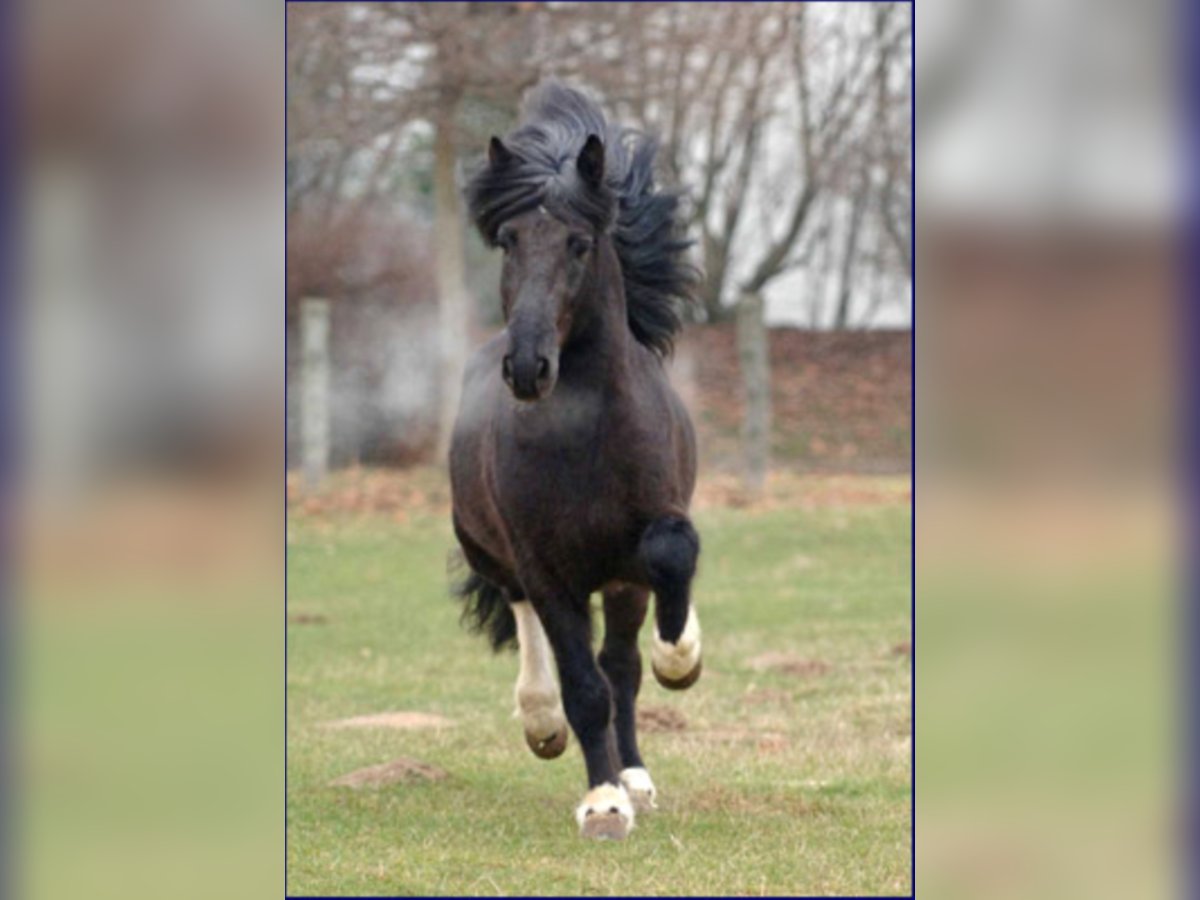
620;767;658;812
575;783;635;840
651;605;702;681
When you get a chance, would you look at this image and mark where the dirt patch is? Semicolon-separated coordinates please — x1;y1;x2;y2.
744;687;793;706
637;705;688;733
321;711;456;730
748;652;833;677
891;641;912;657
288;612;328;625
754;733;790;754
330;757;447;789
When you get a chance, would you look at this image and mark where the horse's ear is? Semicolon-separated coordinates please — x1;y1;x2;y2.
576;134;605;189
488;136;514;168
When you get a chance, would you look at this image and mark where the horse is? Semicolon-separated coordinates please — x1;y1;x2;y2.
449;81;703;841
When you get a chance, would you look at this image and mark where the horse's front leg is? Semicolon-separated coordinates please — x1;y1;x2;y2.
511;600;569;759
534;594;635;840
599;584;657;812
641;516;703;689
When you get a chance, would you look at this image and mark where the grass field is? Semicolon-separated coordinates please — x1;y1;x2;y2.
286;475;911;896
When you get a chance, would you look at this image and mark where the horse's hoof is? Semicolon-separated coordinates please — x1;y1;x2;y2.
580;810;632;840
653;656;702;690
619;767;658;813
576;783;634;840
525;727;568;759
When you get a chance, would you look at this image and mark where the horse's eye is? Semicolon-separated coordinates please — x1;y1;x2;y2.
567;234;592;258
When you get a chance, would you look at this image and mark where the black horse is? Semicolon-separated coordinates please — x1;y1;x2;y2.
450;82;702;840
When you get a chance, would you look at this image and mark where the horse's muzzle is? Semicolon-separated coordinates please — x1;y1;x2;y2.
502;350;557;401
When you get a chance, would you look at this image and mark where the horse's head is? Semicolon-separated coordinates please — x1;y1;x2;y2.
488;134;607;402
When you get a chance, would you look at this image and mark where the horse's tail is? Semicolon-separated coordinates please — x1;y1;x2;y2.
454;569;518;653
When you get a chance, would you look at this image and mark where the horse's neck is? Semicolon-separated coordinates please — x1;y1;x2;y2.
563;243;631;385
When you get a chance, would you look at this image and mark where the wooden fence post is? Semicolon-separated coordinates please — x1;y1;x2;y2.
301;297;331;491
737;289;771;495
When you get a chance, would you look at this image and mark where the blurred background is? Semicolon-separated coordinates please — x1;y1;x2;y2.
917;0;1182;897
6;0;1188;898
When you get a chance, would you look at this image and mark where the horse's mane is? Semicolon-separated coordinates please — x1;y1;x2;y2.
465;80;698;357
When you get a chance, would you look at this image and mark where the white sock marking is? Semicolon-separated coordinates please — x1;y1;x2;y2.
512;601;565;737
620;767;658;810
652;605;701;679
575;782;635;829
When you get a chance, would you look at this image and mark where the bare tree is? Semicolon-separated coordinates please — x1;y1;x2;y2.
730;4;900;489
553;3;908;488
289;2;550;459
287;2;911;483
873;3;912;274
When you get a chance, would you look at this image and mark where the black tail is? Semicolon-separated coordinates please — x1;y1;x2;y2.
454;569;518;653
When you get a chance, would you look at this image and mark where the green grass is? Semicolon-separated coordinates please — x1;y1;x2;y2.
287;494;911;896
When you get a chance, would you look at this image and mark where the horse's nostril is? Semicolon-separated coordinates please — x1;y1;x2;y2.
502;355;514;383
536;357;550;380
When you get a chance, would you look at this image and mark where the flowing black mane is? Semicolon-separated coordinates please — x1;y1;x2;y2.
465;81;697;357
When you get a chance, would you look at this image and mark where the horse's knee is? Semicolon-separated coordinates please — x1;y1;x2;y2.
560;673;614;737
640;517;698;643
598;645;642;702
638;517;699;591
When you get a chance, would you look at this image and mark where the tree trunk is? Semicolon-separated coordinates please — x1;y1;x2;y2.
874;4;911;274
433;100;470;462
700;279;731;324
698;233;731;323
736;289;771;495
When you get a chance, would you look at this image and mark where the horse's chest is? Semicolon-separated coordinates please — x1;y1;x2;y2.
494;399;641;540
497;429;628;509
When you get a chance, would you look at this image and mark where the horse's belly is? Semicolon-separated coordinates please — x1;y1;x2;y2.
492;457;644;583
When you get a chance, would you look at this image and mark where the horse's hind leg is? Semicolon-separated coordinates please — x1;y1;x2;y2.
639;516;703;690
599;585;657;812
511;600;569;759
